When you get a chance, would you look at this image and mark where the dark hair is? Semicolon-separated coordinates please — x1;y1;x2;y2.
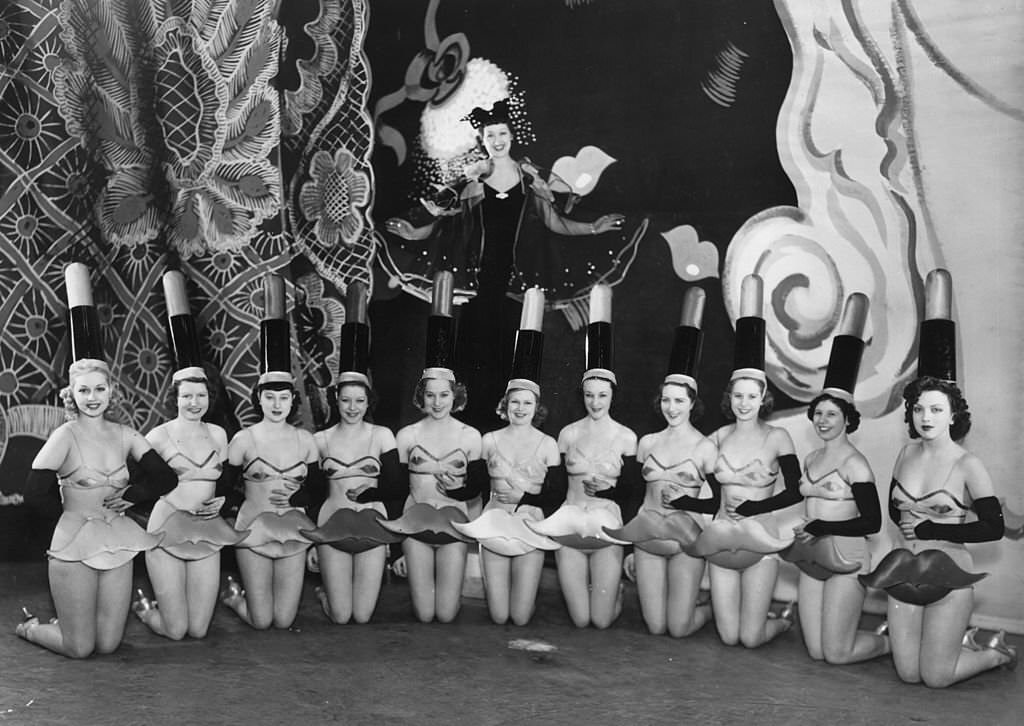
250;380;302;424
165;376;216;416
334;381;378;416
806;393;860;433
720;376;774;421
413;377;468;413
902;376;971;441
495;388;549;428
579;376;618;416
653;380;705;422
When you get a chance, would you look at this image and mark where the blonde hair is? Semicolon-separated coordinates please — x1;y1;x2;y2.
59;359;125;422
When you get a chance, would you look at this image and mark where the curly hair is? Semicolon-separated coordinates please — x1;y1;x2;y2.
902;376;971;441
720;376;774;421
250;379;302;424
653;380;705;423
495;387;548;428
806;393;861;434
413;377;468;414
163;375;217;417
60;359;125;422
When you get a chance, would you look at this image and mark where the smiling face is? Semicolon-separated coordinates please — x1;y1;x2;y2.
729;377;764;422
811;398;846;442
912;389;953;441
176;380;210;423
481;122;513;159
337;384;369;425
660;383;693;427
582;378;614;420
71;370;111;418
259;387;294;424
506;388;538;427
422;378;455;420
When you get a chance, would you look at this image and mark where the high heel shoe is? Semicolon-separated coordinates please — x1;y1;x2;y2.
131;587;155;616
873;621;889;636
15;607;39;638
984;630;1018;671
961;626;982;651
220;575;245;605
768;601;797;627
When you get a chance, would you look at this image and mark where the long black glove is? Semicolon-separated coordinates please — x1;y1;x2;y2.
288;462;327;513
913;496;1005;543
518;462;569;518
22;468;62;520
354;449;405;504
123;450;177;504
735;453;803;516
215;463;243;515
592;455;644;522
803;481;882;537
439;459;487;502
667;472;722;515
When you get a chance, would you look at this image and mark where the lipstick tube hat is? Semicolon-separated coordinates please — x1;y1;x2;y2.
338;281;371;387
821;293;870;403
730;274;766;385
162;270;206;383
506;287;545;397
917;269;956;383
422;271;457;383
64;262;103;364
259;273;294;385
664;287;706;392
582;284;616;386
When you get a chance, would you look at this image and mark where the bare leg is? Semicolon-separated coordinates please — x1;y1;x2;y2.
797;573;825;660
589;545;623;629
820;574;890;664
270;551;306;628
709;564;742;645
556;547;591;628
318;546;355;623
230;548;274;629
919;589;1010;687
93;564;133;654
404;539;437;623
139;548;188;639
184;553;221;638
509;549;544;626
666;552;711;638
738;556;789;648
481;548;512;624
434;541;468;623
888;597;924;683
634;549;668;635
351;546;387;624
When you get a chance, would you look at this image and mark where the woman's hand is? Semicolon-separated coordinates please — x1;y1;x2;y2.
195;496;225;519
346;484;372;502
792;520;816;544
269;482;300;508
103;490;133;513
590;214;625;235
493;484;523;505
723;497;745;519
583;476;614;497
660;483;683;507
434;472;463;498
899;518;920;541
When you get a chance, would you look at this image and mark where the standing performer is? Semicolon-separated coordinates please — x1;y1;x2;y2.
133;271;246;640
694;274;798;647
453;288;562;625
302;282;402;624
384;99;629;433
220;274;321;630
860;270;1014;685
380;272;486;623
605;287;718;637
783;293;890;663
16;263;175;657
528;285;640;629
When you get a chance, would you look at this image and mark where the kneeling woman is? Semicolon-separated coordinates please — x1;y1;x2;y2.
17;266;175;658
306;375;401;624
137;369;243;639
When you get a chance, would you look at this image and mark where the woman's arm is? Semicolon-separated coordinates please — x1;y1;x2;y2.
735;428;802;516
803;453;881;537
912;454;1004;543
120;428;177;506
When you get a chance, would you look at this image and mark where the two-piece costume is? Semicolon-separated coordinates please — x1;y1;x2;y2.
146;433;247;560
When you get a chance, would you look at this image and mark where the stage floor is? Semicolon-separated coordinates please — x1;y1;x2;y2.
0;560;1020;726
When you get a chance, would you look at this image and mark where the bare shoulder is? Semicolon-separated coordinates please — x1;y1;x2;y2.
373;424;397;450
